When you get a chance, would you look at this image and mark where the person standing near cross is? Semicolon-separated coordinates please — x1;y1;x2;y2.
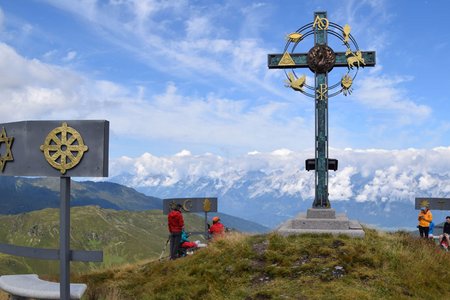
168;204;184;259
417;206;433;238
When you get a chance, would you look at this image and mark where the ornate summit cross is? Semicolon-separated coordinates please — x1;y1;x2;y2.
268;12;375;208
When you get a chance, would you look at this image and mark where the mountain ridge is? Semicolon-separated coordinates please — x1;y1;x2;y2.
0;177;269;233
0;177;161;214
108;148;450;229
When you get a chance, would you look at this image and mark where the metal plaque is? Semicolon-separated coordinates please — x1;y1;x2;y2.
163;197;218;215
415;198;450;211
0;120;109;177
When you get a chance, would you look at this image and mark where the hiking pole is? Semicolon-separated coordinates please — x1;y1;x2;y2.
159;236;170;261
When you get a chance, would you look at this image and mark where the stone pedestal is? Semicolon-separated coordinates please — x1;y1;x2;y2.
276;208;365;238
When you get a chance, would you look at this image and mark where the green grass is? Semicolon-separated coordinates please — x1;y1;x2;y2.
0;206;206;275
78;229;450;300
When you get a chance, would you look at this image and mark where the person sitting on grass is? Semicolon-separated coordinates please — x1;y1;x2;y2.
438;216;450;250
428;221;435;239
208;216;225;238
179;230;206;256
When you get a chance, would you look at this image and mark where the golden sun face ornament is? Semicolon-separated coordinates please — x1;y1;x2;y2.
419;200;430;208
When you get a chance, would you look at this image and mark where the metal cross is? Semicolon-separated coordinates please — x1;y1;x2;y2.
268;12;376;208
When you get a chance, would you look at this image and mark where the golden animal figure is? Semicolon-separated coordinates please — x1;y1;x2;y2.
343;24;351;44
286;32;303;43
345;49;365;69
285;72;306;91
341;74;353;96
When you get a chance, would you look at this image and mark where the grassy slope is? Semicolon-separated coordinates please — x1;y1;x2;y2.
0;206;205;275
79;229;450;300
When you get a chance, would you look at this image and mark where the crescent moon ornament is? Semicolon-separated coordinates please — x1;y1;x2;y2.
182;199;192;212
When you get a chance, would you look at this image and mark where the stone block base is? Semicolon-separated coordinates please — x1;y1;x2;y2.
306;208;336;219
276;208;365;238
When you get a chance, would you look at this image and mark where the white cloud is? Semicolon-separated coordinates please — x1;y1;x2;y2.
35;0;430;126
175;150;192;157
110;147;450;205
1;0;442;156
42;49;58;60
0;42;313;152
39;0;283;98
0;7;4;31
355;75;431;124
0;43;81;89
63;51;77;62
185;16;211;39
329;166;356;200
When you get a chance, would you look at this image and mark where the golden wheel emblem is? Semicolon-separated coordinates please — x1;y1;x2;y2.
40;122;88;174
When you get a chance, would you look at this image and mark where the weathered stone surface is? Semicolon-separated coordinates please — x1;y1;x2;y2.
291;214;349;230
276;208;365;238
0;274;86;299
306;208;336;219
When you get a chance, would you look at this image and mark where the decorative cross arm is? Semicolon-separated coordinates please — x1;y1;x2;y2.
268;51;376;69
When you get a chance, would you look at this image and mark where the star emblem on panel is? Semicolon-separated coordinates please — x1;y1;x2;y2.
0;127;14;172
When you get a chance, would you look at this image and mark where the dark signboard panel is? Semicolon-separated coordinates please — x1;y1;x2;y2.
163;197;218;215
0;120;109;177
415;198;450;210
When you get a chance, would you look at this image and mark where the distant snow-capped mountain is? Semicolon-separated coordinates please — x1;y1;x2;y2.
109;148;450;229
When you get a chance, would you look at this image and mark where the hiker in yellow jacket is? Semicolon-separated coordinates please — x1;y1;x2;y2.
418;206;433;238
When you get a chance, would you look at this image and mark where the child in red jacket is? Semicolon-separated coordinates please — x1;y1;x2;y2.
208;216;225;238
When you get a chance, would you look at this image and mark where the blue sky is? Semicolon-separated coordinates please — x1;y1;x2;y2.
1;0;449;160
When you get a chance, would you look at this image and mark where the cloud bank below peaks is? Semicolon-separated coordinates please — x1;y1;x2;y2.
110;147;450;203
